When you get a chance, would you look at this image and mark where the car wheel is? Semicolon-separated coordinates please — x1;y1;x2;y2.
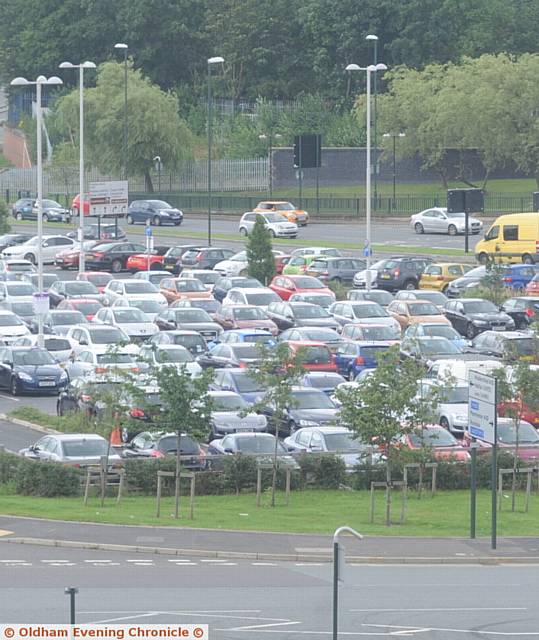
150;263;161;271
440;417;451;432
239;269;248;276
10;377;19;396
153;216;161;226
478;252;489;265
42;213;49;223
522;254;534;265
448;224;457;236
516;318;528;330
404;280;417;290
331;277;342;284
288;420;297;435
24;253;36;265
414;222;424;234
442;284;449;293
174;221;181;226
271;230;277;238
347;367;355;381
126;215;134;225
240;227;248;237
465;323;476;339
111;259;123;273
15;212;23;221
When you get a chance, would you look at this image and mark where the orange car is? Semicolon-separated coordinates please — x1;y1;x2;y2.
386;300;451;330
159;277;213;304
254;201;309;226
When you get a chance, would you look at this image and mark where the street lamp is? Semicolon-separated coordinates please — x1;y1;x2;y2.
382;132;406;205
366;35;379;208
207;56;224;247
258;133;282;198
10;75;63;347
58;61;96;273
346;62;387;291
114;43;128;180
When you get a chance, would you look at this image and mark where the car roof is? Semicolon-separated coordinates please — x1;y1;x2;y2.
209;390;241;397
480;330;533;339
223;328;272;335
287;340;329;347
52;433;107;441
229;287;273;294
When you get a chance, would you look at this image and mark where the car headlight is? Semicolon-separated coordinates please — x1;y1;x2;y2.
507;319;515;327
453;414;467;422
59;370;68;381
473;319;488;325
159;210;170;216
299;419;318;427
18;372;33;382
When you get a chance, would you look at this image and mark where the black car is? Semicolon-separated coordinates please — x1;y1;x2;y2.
67;224;126;241
376;257;433;291
47;280;105;307
85;242;147;273
468;330;539;361
0;233;34;253
501;297;539;329
180;247;235;270
213;276;263;303
127;200;183;226
445;265;486;298
57;377;123;416
265;301;339;331
444;298;515;338
260;386;339;436
197;343;262;369
162;245;201;274
122;432;206;469
150;329;208;355
154;307;222;342
399;336;464;364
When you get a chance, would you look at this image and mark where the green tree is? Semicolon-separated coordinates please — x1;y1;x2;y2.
246;216;276;285
0;200;11;235
244;343;305;507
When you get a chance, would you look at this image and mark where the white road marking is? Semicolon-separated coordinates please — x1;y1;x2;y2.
84;559;112;563
226;621;301;632
200;559;229;563
351;607;527;613
251;562;277;566
89;613;161;624
0;394;19;402
295;563;324;566
364;624;539;636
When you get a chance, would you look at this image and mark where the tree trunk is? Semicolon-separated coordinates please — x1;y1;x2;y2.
145;170;154;193
174;431;181;519
511;417;520;512
385;457;392;527
270;417;280;507
438;169;448;189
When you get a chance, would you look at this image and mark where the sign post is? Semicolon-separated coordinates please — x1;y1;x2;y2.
145;225;153;271
468;370;498;549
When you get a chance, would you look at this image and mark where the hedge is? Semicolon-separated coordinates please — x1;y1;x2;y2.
0;451;81;497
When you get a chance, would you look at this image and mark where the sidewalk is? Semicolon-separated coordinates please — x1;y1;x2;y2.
1;515;538;564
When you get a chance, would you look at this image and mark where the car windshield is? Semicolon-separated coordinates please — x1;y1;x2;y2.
363;291;394;305
113;309;147;323
360;346;389;358
28;275;56;288
9;263;35;273
229;252;247;262
464;266;486;278
351;303;387;318
124;282;158;294
264;213;288;223
175;279;206;292
291;294;334;307
42;200;62;208
440;387;469;404
156;348;193;363
235;278;262;288
72;302;101;316
423;325;460;340
302;329;340;342
230;344;260;359
506;337;539;357
408;303;441;316
324;432;361;451
292;277;324;289
131;300;163;314
212;395;247;411
304;374;343;389
415;292;447;305
88;328;126;344
66;282;98;294
145;274;168;286
245;293;278;306
235;333;273;345
231;372;263;393
62;439;109;457
147;200;172;208
235;436;285;454
174;309;212;322
0;314;22;326
418;338;461;355
300;346;331;364
86;273;111;286
294;305;330;319
497;422;539;444
275;203;295;211
51;312;86;325
171;334;206;353
190;299;220;313
233;307;267;320
9;302;33;316
292;390;335;409
44;338;71;351
6;284;35;296
359;325;396;340
157;435;199;455
13;349;55;366
462;300;498;313
189;272;219;285
96;353;134;364
409;429;458;447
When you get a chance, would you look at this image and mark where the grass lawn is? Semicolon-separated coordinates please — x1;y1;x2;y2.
0;488;537;537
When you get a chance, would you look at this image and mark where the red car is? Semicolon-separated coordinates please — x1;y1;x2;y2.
402;425;470;462
126;246;169;272
526;275;539;295
54;241;98;270
214;304;278;336
274;255;291;274
497;399;539;429
76;271;113;293
463;417;539;462
57;298;104;321
71;194;90;216
269;275;334;301
285;340;337;373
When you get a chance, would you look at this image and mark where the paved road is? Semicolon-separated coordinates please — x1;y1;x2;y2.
0;418;49;452
0;543;537;637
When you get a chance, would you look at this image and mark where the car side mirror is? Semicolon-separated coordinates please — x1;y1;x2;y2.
224;447;234;454
79;339;88;346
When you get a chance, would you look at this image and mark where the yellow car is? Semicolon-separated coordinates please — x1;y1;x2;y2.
419;263;472;292
254;201;309;226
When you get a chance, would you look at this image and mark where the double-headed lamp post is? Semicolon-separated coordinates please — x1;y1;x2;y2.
207;56;225;247
59;61;96;273
345;62;387;291
382;132;406;205
114;43;129;180
258;133;282;198
10;75;63;347
366;34;379;206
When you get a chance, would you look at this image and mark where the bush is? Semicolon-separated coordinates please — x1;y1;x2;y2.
297;453;346;489
0;451;22;485
14;458;81;497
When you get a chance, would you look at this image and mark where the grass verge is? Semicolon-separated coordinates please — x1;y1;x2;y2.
0;488;537;537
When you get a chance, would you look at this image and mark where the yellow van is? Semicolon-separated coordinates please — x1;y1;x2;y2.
475;213;539;265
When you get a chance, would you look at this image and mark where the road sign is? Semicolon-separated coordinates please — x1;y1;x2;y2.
145;226;153;237
89;180;128;217
468;370;497;444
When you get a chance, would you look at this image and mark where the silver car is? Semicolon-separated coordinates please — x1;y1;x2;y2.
239;212;298;238
19;433;122;467
410;207;483;236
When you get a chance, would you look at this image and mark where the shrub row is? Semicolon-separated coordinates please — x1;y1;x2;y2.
0;452;81;497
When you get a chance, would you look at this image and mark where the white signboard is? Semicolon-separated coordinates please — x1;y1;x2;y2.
468;370;497;444
32;293;50;315
89;180;128;218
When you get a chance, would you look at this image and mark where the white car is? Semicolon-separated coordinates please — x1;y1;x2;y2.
291;247;342;258
66;349;140;380
222;287;281;310
239;212;298;238
93;307;158;341
103;279;167;305
0;280;37;303
2;235;77;264
410;207;483;236
179;269;220;290
0;310;31;343
65;324;137;357
137;344;202;378
111;297;165;321
329;300;401;334
13;334;75;364
214;250;287;278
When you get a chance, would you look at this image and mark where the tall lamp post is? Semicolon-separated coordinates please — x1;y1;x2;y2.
382;132;406;205
366;34;379;208
58;61;96;273
345;62;387;291
258;133;282;198
207;56;224;247
114;43;129;180
10;75;63;346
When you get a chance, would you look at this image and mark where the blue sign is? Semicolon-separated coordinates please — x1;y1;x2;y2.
363;247;371;257
145;226;153;237
470;400;479;410
470;426;485;439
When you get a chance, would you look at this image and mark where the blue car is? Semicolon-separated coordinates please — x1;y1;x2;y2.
127;200;183;226
211;329;276;349
404;322;468;350
501;265;538;290
301;371;347;395
335;342;389;380
210;367;265;404
0;346;69;395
